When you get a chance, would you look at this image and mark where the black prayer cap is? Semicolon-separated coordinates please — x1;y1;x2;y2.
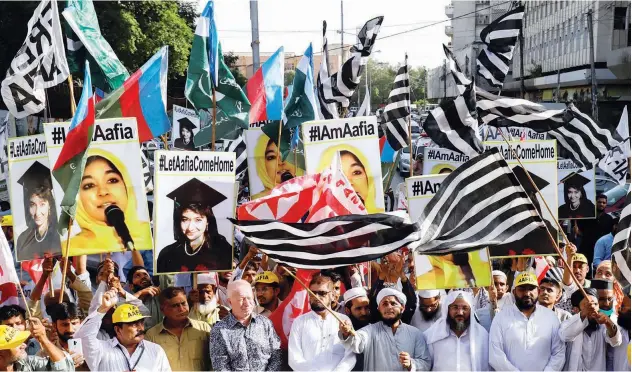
166;178;226;208
590;279;614;290
562;172;590;188
178;117;197;131
571;287;598;307
17;161;52;189
511;165;550;193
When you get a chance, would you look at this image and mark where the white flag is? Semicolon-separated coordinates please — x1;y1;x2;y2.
0;229;19;306
599;141;629;185
1;0;69;118
616;106;630;157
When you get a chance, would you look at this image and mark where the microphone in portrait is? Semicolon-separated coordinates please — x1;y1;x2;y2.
105;205;135;250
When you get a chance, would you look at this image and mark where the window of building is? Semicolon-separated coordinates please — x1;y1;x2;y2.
614;7;628;30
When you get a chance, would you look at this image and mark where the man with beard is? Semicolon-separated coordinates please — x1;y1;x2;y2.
339;288;431;371
78;290;171;371
560;287;621;370
613;290;630;371
537;277;571;322
423;291;489;371
342;287;371;371
321;270;344;312
0;319;72;371
188;273;221;325
410;290;443;332
146;287;211;371
288;275;355;371
43;303;86;370
476;271;511;331
128;266;162;329
489;272;566;371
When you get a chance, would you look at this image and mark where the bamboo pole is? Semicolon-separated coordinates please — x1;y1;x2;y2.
17;282;33;318
497;130;589;298
68;76;77;115
212;89;217;149
58;219;73;303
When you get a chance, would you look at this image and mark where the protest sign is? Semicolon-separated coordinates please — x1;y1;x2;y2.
406;174;492;290
483;140;559;257
303;116;384;213
422;147;469;175
44;118;152;256
172;105;199;150
8;134;62;261
153;150;236;274
557;159;596;219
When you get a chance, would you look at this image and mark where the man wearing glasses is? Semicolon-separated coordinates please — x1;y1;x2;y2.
410;290;444;332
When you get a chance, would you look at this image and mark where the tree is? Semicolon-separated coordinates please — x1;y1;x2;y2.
223;52;248;88
284;70;295;87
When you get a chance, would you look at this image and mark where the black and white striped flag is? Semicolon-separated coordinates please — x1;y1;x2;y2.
382;63;411;151
476;87;566;132
476;5;524;88
410;148;546;255
612;189;630;290
443;44;471;95
548;104;622;170
233;211;421;269
422;84;483;157
317;21;339;120
319;16;383;109
224;135;247;180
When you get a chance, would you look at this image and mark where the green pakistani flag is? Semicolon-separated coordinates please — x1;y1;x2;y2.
63;0;129;90
192;44;250;147
64;21;110;92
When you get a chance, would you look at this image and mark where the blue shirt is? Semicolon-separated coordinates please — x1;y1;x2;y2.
592;233;614;269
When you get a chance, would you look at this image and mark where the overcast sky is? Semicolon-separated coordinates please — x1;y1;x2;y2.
204;0;452;69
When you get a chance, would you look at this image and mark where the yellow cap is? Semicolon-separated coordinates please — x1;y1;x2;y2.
112;304;149;324
254;271;279;285
514;272;538;288
572;253;588;265
0;325;30;350
1;215;13;227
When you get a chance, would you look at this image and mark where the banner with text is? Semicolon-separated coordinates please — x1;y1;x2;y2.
303;117;384;213
557;159;596;219
8;134;62;261
422;147;469;175
172;105;200;150
44;118;152;256
153;150;236;275
483;140;559;257
406;175;491;289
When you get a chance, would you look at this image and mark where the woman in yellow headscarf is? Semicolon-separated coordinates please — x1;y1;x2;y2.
251;133;303;200
62;147;152;256
317;144;382;214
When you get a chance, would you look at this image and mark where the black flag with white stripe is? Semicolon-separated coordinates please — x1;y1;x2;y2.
410;148;546;255
319;16;383;108
612;189;630;291
548;104;622;170
224;135;247;180
443;44;471;95
422;84;483;157
317;21;339;120
476;5;524;87
232;211;421;269
382;63;411;151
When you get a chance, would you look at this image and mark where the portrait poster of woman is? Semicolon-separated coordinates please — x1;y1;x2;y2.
8;135;62;261
152;151;236;275
557;160;596;219
246;128;304;200
44;119;153;256
303;118;385;214
171;105;200;151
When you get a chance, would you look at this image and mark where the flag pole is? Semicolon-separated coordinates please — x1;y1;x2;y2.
58;219;73;303
497;130;589;298
212;88;217;149
17;282;33;319
68;76;77;115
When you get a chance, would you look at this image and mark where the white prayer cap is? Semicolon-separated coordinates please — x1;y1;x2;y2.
343;287;368;305
417;289;441;298
197;273;217;286
377;288;406;306
492;270;507;280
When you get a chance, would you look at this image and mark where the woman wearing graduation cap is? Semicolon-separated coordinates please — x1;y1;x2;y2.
15;161;61;261
173;117;196;150
558;173;596;219
157;178;233;274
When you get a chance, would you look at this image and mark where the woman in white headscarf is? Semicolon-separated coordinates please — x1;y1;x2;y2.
423;290;490;371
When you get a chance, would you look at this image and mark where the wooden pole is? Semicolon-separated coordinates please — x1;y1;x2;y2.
497;130;589;298
58;219;73;303
212;89;217;149
68;76;77;116
17;282;33;319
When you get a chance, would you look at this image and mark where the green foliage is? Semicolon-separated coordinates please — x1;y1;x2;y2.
284;70;296;87
223;52;248;88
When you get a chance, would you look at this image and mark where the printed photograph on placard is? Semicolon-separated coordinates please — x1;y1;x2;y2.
557;159;596;219
44;118;153;256
172;105;200;150
8;134;62;261
406;174;492;289
153;150;236;274
303;117;384;213
245;126;304;200
483;140;559;257
422;147;470;175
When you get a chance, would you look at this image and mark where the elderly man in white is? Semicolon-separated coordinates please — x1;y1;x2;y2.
423;290;489;371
